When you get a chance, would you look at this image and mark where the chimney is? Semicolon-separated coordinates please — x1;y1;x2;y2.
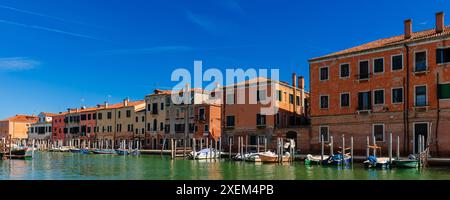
298;76;305;89
436;12;444;33
123;98;129;106
104;101;109;108
404;19;412;39
292;73;297;88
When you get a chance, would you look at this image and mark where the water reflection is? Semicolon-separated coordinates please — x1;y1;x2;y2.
1;152;450;180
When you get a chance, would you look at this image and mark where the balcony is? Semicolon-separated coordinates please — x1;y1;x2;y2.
357;106;372;114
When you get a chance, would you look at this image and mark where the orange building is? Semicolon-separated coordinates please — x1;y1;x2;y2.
0;115;38;141
309;12;450;156
221;75;310;152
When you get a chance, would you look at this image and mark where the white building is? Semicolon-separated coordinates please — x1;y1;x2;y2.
28;112;56;141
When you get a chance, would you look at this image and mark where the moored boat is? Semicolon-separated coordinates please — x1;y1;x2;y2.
69;148;82;153
115;149;129;155
305;154;330;165
258;152;291;163
92;149;116;154
363;156;394;169
81;149;92;154
187;148;221;160
393;155;419;168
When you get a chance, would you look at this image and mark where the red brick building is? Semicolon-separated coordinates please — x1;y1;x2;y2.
52;112;67;144
309;12;450;156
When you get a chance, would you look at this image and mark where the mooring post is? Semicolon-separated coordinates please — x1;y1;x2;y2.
32;139;35;158
321;134;324;165
372;136;377;157
219;138;222;160
237;136;240;159
245;136;248;155
241;137;244;162
418;136;422;168
229;137;232;160
330;136;334;155
257;136;260;154
397;135;400;160
264;137;267;152
389;132;393;165
366;136;370;158
342;135;345;166
350;136;354;166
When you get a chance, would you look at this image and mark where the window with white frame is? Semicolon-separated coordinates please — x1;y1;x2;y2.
373;58;384;73
319;66;329;81
340;63;350;78
415;51;427;72
392;54;403;71
415;85;427;106
320;95;329;109
373;90;385;105
392;88;403;103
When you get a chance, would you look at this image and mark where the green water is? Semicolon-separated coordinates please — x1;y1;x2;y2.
1;152;450;180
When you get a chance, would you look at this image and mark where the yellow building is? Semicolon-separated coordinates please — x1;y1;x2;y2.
114;99;145;148
144;89;171;149
0;115;38;142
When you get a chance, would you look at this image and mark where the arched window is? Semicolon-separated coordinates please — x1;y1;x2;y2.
153;119;157;131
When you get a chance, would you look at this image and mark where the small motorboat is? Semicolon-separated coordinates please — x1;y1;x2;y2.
305;154;330;165
115;149;129;156
258;152;291;163
69;148;82;153
326;154;352;165
187;148;221;160
364;155;394;169
393;155;419;168
92;149;116;155
59;146;70;152
81;149;92;154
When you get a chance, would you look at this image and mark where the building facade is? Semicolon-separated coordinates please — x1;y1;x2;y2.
0;115;38;141
221;75;310;152
28;112;56;141
309;12;450;156
144;90;170;149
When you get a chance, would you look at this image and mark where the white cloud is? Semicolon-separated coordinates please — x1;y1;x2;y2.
0;57;40;71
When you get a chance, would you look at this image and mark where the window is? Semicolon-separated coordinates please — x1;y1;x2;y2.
296;96;300;106
226;93;234;104
358;91;371;110
319;67;329;81
359;60;369;79
195;108;204;121
153;119;157;131
276;113;280;125
126;110;131;117
320;95;329;109
257;90;266;102
118;111;121;119
373;124;385;142
135;116;138;123
147;123;150;131
373;58;384;73
226;116;235;127
165;125;170;133
436;48;450;64
87;114;91;120
340;63;350;78
152;103;158;114
277;90;282;101
374;90;385;105
392;88;404;103
93;113;97;120
415;85;427;106
438;83;450;99
161;103;164;110
147;104;151;111
98;113;102;120
392;54;403;70
319;126;329;142
160;122;164;131
107;112;112;119
289;94;294;104
340;93;350;107
415;51;427;72
204;124;209;132
256;114;266;126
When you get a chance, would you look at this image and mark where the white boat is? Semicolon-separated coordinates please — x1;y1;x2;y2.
187;148;221;160
234;151;276;162
305;154;330;165
258;151;291;163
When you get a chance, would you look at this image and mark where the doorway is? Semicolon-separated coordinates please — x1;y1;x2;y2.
414;122;428;154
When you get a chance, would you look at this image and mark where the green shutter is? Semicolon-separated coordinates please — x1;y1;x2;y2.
438;83;450;99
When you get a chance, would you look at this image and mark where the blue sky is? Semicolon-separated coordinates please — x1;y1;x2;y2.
0;0;449;119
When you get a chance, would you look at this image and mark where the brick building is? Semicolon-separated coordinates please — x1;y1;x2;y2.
309;12;450;156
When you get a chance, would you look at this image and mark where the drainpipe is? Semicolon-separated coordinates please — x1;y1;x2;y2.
435;72;440;156
404;44;410;154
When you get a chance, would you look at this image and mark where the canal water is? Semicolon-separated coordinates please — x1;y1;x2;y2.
1;152;450;180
